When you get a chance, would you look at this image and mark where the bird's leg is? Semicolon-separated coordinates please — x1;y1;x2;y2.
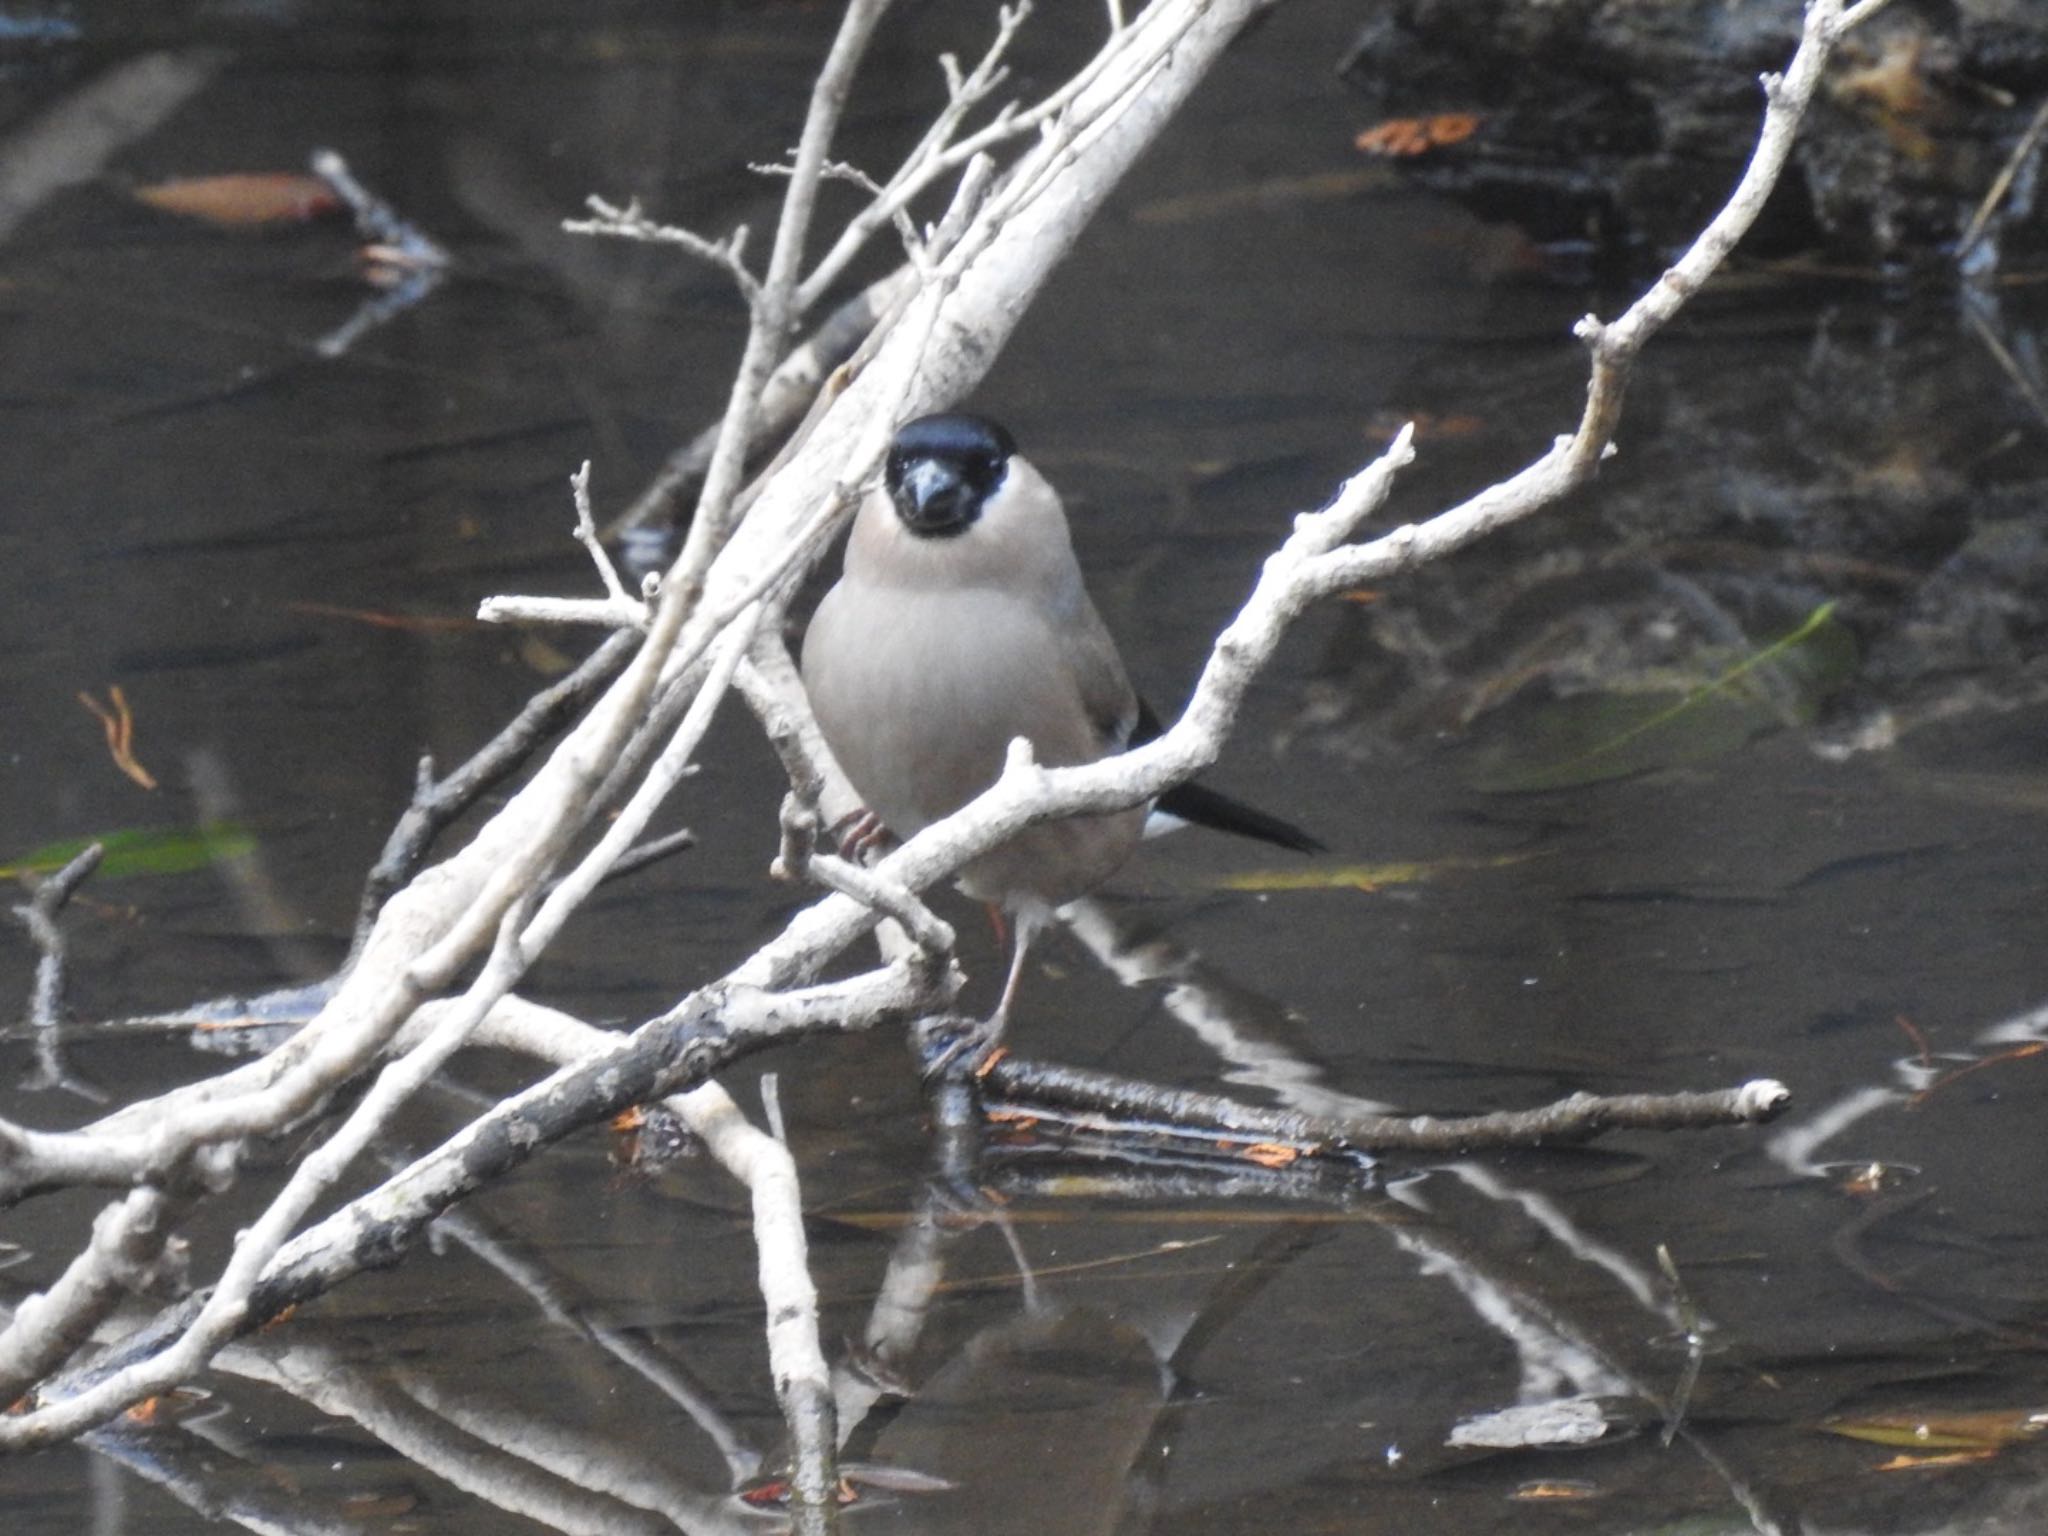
986;905;1044;1042
922;905;1044;1083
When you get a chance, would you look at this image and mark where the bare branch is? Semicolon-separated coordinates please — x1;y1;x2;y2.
566;461;635;608
0;1182;192;1408
312;146;449;268
776;795;957;959
562;194;758;301
350;630;638;955
794;2;1035;308
665;0;896;613
971;1052;1793;1156
675;1084;838;1513
606;265;918;540
5;889;546;1446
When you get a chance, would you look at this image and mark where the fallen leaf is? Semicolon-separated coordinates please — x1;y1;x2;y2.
738;1475;862;1509
0;824;254;882
134;172;340;227
1510;1480;1604;1501
1355;113;1483;157
121;1388;210;1425
1243;1143;1302;1169
1822;1406;2048;1452
77;686;157;790
1874;1450;2000;1470
1217;850;1540;894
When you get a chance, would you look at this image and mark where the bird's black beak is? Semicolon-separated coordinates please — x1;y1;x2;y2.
892;458;976;535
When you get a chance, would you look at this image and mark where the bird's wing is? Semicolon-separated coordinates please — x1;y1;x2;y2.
1061;588;1140;755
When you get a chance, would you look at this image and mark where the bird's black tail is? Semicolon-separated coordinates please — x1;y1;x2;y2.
1156;780;1324;854
1130;697;1324;853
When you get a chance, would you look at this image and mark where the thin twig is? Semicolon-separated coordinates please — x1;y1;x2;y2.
563;194;759;301
312;146;449;267
567;461;634;607
666;0;897;624
1958;96;2048;259
606;266;917;540
591;828;696;886
349;630;639;957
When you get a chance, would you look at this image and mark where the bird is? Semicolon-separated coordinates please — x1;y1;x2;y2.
800;411;1320;1038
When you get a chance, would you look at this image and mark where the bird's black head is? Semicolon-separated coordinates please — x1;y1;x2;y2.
884;413;1016;537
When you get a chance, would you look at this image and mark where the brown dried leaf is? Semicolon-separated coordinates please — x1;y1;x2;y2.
77;687;157;790
134;172;341;227
1510;1480;1603;1501
1242;1143;1302;1169
1874;1449;2000;1470
1355;113;1483;158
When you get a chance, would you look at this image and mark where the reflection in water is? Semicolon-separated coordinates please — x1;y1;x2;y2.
0;49;225;242
1060;897;1399;1119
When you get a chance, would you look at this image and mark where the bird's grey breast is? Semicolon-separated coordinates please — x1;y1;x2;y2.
803;577;1123;839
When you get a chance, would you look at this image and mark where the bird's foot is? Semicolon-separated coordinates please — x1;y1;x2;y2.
829;807;892;864
914;1013;1007;1085
914;1014;1006;1186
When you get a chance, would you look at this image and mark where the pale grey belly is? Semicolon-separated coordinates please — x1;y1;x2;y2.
802;587;1143;907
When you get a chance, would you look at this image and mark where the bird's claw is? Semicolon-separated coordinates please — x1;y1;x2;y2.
915;1014;1003;1085
829;807;892;864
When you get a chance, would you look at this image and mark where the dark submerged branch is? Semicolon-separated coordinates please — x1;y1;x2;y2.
964;1048;1791;1158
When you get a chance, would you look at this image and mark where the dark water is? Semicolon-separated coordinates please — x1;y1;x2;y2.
3;2;2047;1532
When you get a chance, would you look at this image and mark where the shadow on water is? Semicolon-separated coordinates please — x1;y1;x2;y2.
2;1;2047;1531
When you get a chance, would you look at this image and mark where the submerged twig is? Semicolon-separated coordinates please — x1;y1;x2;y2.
310;147;450;358
962;1048;1790;1158
13;843;108;1102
